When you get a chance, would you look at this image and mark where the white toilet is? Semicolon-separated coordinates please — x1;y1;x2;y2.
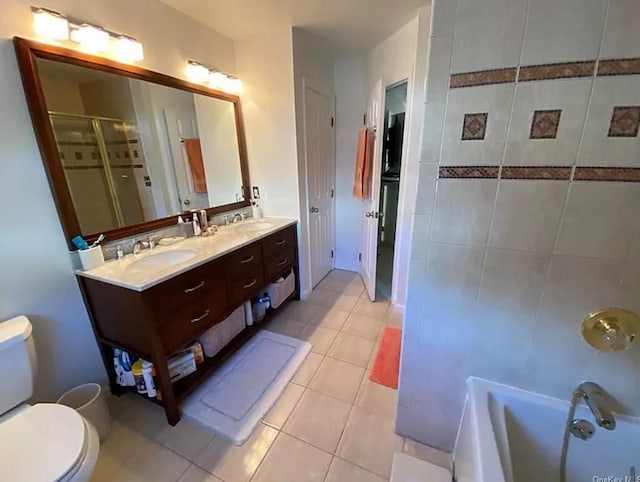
0;316;100;481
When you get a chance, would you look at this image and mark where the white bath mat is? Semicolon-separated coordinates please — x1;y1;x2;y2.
181;329;311;445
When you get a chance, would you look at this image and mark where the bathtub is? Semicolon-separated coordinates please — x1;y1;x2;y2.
454;377;640;482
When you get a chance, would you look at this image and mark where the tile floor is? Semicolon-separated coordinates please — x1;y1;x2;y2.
92;270;451;482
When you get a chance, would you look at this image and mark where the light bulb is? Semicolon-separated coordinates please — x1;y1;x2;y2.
70;24;110;52
209;71;227;90
32;8;69;40
186;61;210;83
226;76;243;94
113;36;144;62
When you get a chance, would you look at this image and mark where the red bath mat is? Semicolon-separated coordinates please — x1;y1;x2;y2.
370;327;402;389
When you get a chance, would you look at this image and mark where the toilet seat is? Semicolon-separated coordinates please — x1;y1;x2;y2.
0;404;88;481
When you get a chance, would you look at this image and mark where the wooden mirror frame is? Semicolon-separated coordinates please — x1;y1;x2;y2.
14;37;251;250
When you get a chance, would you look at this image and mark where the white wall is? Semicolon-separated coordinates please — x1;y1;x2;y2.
0;0;236;401
333;12;428;310
292;28;335;295
398;0;640;451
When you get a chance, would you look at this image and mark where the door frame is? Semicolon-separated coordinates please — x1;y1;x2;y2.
301;77;336;292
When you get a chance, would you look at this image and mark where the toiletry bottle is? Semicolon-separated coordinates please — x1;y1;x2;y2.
251;200;262;219
192;213;202;236
142;361;157;398
199;209;209;231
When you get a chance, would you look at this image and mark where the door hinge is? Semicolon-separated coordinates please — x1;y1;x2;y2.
330;189;334;198
363;114;367;126
331;117;334;127
358;253;362;262
331;250;334;258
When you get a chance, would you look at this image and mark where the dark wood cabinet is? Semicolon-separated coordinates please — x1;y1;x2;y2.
78;224;299;425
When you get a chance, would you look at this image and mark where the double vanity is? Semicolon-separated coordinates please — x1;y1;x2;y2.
13;38;300;425
77;218;299;424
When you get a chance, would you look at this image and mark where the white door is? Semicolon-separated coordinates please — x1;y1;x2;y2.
305;85;335;287
359;80;385;301
163;108;209;211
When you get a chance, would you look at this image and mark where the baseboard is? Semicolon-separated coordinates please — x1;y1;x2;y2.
391;303;404;314
301;286;312;300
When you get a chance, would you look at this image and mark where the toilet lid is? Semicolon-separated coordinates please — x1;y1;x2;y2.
0;404;86;482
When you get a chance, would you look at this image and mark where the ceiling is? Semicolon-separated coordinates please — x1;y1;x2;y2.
160;0;429;57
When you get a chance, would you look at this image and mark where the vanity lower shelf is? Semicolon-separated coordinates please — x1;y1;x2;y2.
78;223;300;425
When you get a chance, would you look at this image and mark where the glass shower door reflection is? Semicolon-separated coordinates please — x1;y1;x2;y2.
49;114;120;234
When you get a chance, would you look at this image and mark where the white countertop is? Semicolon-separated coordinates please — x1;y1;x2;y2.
76;217;297;291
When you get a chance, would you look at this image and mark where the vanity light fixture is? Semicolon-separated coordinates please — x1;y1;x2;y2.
30;6;144;63
186;61;211;83
31;7;69;40
186;61;243;94
113;36;144;62
70;24;110;53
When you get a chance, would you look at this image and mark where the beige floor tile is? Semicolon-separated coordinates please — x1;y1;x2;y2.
312;308;350;330
386;310;403;329
355;371;398;420
342;314;384;341
283;389;351;453
309;357;365;403
325;457;387;482
327;270;359;282
353;296;390;319
155;418;215;461
279;301;323;323
178;464;224;482
299;324;339;354
263;316;306;338
263;383;305;429
337;407;404;478
107;438;190;482
292;352;324;386
328;333;375;368
251;433;332;482
403;438;453;470
111;393;168;439
195;424;278;482
91;421;148;482
328;294;361;311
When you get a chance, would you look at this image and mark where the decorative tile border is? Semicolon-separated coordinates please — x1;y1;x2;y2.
518;61;595;82
450;68;517;88
439;165;640;182
501;166;571;180
573;167;640;182
448;56;640;88
597;58;640;77
530;110;562;139
439;166;499;179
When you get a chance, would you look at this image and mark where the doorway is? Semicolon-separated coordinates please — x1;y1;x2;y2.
376;82;408;299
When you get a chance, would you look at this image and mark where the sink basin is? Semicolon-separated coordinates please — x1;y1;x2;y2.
126;248;198;271
232;221;275;233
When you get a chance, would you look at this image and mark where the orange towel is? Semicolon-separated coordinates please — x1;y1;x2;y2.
352;128;375;200
183;138;207;193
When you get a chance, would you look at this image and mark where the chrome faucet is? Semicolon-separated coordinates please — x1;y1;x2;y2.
132;236;156;255
231;213;243;224
577;382;616;430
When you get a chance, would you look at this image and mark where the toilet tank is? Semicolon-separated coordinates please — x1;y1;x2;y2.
0;316;37;415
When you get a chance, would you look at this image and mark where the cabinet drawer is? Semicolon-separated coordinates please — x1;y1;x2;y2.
145;259;226;318
265;249;295;281
228;269;265;306
159;287;228;353
226;243;263;277
262;226;296;258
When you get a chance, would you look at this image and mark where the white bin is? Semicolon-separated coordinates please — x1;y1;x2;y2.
57;383;111;442
266;270;295;309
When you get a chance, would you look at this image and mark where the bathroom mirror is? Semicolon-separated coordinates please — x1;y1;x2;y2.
14;37;250;248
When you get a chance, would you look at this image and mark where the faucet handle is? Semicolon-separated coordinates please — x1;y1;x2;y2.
240;211;248;221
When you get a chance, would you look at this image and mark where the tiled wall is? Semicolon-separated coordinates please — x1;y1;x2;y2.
398;0;640;451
